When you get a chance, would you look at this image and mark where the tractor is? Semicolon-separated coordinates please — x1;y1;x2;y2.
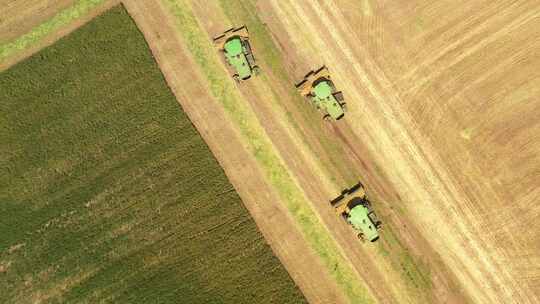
296;66;346;120
213;26;259;81
330;182;382;242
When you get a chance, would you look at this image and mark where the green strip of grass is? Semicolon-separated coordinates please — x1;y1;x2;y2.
163;1;375;303
0;6;306;303
0;0;107;62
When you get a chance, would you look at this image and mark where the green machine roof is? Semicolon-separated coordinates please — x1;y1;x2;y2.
312;81;344;120
224;37;252;80
348;205;379;242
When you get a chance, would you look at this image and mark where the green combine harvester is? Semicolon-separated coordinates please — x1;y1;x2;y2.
214;26;259;81
331;182;382;242
296;66;346;120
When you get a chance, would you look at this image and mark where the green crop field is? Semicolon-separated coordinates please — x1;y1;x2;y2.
0;6;306;304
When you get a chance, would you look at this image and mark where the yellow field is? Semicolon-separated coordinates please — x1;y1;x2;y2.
261;1;540;302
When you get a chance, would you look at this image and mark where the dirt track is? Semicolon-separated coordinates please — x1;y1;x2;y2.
0;0;74;44
261;0;540;303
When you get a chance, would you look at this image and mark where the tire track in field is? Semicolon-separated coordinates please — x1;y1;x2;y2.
401;1;540;96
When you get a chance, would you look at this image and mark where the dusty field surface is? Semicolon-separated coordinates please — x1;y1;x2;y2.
260;0;540;303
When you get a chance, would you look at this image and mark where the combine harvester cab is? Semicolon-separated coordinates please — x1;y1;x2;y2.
213;26;259;81
331;182;382;242
296;66;346;120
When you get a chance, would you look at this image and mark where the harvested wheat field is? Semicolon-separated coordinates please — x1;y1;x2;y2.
1;0;539;303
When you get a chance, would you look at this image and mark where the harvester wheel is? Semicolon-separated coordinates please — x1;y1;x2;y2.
357;233;366;242
253;66;261;76
323;114;332;121
233;74;240;83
